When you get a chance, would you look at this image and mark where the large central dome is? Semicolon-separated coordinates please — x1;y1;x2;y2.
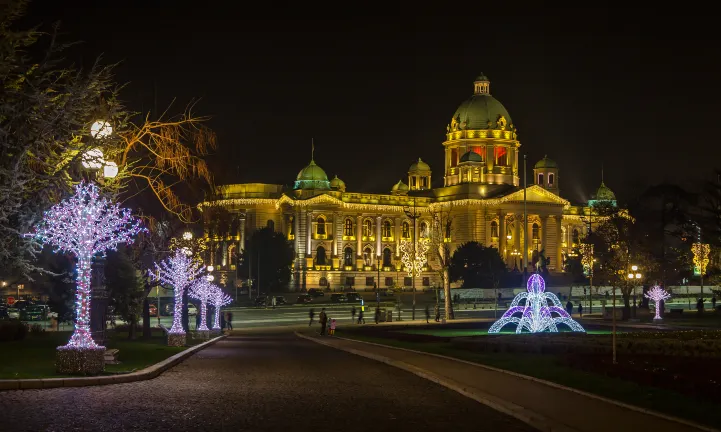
450;74;512;130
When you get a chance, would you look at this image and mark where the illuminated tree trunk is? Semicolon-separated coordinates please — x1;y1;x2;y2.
213;306;221;330
67;258;99;348
443;267;451;320
198;301;209;331
170;286;185;334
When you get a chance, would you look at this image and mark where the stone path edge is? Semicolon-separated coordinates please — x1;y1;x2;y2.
295;332;575;432
303;333;719;432
0;335;227;392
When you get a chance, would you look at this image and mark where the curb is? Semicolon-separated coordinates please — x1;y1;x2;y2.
0;335;226;391
305;332;718;432
295;332;575;432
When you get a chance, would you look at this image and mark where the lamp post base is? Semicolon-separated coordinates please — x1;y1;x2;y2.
167;332;186;347
56;346;105;375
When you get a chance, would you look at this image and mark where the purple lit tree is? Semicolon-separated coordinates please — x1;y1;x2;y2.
188;277;216;331
209;286;232;330
32;182;143;374
152;249;204;345
644;286;671;321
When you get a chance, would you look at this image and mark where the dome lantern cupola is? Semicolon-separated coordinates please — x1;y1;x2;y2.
408;158;431;191
533;155;559;195
474;73;490;95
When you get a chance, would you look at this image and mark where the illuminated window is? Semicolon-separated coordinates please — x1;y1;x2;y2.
491;221;499;238
538;173;544;185
420;221;429;238
402;222;410;239
316;216;326;236
363;220;373;238
494;146;507;166
421;177;428;188
266;220;274;230
548;173;554;187
343;247;354;267
450;148;459;167
344;218;353;236
471;145;484;159
532;223;540;240
319;277;328;286
383;220;392;238
289;216;295;238
383;248;392;267
385;277;394;287
363;246;373;266
572;229;580;245
316;246;327;265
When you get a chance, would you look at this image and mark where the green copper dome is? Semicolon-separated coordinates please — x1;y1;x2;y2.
534;155;557;169
460;150;483;163
409;158;431;173
451;75;513;131
294;160;330;190
595;182;616;201
392;179;409;192
329;175;346;191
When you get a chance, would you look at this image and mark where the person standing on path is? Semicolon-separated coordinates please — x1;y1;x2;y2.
271;296;276;309
195;312;201;330
329;318;336;336
220;311;226;331
425;304;430;323
309;308;315;326
374;306;381;324
319;308;328;335
577;302;583;318
566;300;573;316
357;309;365;324
351;306;356;323
226;311;233;330
434;304;440;322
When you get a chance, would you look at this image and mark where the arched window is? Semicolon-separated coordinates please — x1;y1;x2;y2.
319;277;328;287
402;222;410;239
316;216;326;236
343;247;354;267
363;220;373;238
316;246;327;265
548;173;554;187
420;222;429;238
490;221;499;238
506;223;513;240
538;173;544;186
344;218;353;237
494;146;507;166
572;229;580;245
532;223;540;240
383;248;392;267
266;220;274;231
383;220;392;238
363;246;373;266
289;216;295;236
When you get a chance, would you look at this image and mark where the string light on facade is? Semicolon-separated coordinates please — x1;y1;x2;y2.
400;238;429;277
188;278;217;331
169;231;207;265
210;286;232;330
31;182;143;372
644;286;671;321
489;274;585;334
691;243;710;275
580;243;594;276
153;249;204;345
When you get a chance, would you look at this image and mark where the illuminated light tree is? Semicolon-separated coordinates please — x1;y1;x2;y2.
188;277;217;331
31;182;143;374
153;249;204;345
644;286;671;321
209;286;232;330
489;274;585;334
400;238;429;278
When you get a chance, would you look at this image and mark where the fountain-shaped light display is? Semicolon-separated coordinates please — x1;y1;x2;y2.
488;274;585;334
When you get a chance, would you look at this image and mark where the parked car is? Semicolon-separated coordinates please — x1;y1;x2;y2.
330;293;347;303
345;292;362;302
21;305;47;321
254;296;268;307
296;294;312;304
7;308;19;319
307;289;324;297
274;296;287;305
187;304;198;316
149;304;158;317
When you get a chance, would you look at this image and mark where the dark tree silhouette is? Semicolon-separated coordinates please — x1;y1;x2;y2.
238;227;294;293
449;241;506;288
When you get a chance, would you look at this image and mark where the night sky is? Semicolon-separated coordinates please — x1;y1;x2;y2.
22;3;721;204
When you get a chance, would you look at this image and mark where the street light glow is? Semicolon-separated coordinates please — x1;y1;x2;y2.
103;161;118;178
631;265;638;271
207;265;214;272
81;148;105;170
182;231;193;240
635;273;642;279
90;120;113;139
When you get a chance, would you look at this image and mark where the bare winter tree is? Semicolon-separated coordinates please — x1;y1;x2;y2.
428;202;454;320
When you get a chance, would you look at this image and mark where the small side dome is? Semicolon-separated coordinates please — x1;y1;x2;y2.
460;150;483;163
595;182;616;201
534;155;557;169
409;158;431;173
391;179;409;195
330;175;346;192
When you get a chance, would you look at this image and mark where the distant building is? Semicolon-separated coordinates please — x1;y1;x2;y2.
201;74;613;291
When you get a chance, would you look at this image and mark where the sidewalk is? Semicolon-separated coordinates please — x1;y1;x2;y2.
297;331;715;432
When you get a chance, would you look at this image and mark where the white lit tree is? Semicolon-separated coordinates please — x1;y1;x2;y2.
188;277;217;331
31;182;143;374
644;285;671;321
153;249;204;345
209;286;232;330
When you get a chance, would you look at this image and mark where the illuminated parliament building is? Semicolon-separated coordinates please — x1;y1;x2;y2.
201;74;614;291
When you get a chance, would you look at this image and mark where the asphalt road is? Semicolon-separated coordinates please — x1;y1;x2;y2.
0;333;532;432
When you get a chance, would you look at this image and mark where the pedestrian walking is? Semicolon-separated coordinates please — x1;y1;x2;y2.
351;306;356;323
425;304;430;323
565;300;573;315
195;312;201;330
271;296;277;309
375;306;381;324
226;311;233;330
319;308;328;335
577;302;583;318
712;296;717;310
220;311;226;331
434;304;440;322
357;309;365;324
309;308;315;326
329;318;337;336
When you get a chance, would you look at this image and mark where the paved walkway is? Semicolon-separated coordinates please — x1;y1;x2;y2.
298;331;716;432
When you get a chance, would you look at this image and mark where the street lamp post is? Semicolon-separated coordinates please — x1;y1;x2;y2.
403;197;421;321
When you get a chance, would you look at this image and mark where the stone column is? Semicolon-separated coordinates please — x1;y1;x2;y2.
306;212;313;258
556;216;563;271
513;215;521;269
394;217;401;257
541;215;548;255
239;216;246;252
498;210;506;263
356;215;362;256
294;211;300;257
376;216;382;266
331;213;337;257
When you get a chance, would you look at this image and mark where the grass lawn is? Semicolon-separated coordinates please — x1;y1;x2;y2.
0;329;205;379
338;330;721;430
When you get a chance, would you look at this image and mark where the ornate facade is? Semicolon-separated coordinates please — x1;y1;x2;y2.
201;74;613;291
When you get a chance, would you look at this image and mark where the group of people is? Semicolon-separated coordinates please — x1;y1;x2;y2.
309;308;336;336
195;310;233;331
